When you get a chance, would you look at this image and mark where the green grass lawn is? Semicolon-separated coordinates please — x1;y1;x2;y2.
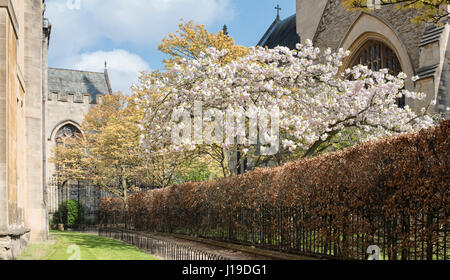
19;231;159;260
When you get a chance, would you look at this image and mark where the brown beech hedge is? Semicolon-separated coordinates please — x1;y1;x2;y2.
101;121;449;260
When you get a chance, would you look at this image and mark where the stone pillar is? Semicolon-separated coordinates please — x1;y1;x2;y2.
415;22;450;116
23;0;46;242
296;0;328;42
42;16;50;240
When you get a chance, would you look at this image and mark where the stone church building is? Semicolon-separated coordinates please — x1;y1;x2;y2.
232;0;449;174
0;0;111;259
46;67;112;218
259;0;449;118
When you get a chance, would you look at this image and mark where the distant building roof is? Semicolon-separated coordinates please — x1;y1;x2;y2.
258;14;300;50
48;68;112;104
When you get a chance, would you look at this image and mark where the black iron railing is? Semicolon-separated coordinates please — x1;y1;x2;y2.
99;228;230;260
100;205;449;260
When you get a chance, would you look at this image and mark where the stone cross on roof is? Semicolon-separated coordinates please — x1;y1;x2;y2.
275;4;281;20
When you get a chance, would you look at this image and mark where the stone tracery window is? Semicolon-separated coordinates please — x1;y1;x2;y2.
349;40;402;73
349;40;405;107
55;124;81;146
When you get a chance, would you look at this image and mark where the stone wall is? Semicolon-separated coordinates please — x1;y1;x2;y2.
45;66;111;217
0;4;12;236
0;0;47;259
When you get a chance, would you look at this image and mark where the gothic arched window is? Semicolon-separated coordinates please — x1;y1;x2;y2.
55;124;81;146
349;40;405;107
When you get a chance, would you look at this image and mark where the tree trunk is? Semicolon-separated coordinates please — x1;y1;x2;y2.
122;175;129;229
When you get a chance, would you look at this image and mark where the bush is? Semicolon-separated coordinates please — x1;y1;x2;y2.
54;200;85;228
101;121;449;260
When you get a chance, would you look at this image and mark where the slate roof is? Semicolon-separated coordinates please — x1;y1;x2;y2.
48;68;112;104
258;14;300;50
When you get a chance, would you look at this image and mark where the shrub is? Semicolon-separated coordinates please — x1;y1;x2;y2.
101;121;449;260
54;199;85;228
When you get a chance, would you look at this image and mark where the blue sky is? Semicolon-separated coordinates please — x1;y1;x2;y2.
45;0;296;94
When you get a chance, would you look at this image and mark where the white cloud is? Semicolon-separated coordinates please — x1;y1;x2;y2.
45;0;235;58
72;49;151;94
45;0;235;94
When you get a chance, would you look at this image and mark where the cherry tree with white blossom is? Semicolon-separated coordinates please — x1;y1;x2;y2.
133;39;434;171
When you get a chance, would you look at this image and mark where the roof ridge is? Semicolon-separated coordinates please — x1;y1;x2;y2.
48;67;105;75
258;17;281;46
